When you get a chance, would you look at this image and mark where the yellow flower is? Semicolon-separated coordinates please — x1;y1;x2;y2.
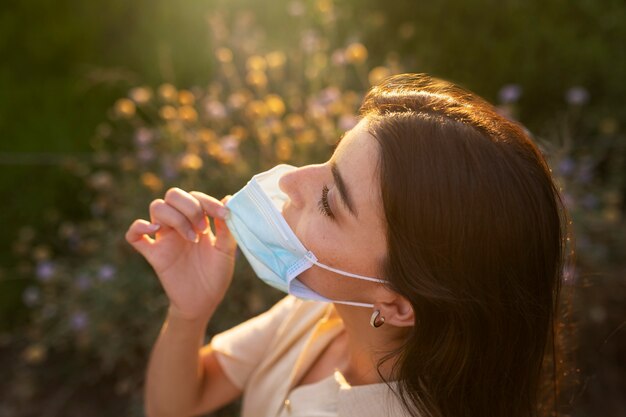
266;51;286;69
368;66;391;86
230;126;249;140
207;141;222;157
246;100;269;119
246;55;267;72
158;83;178;102
159;105;178;121
129;87;153;104
215;47;233;63
246;70;268;89
180;153;203;170
296;129;317;145
316;0;333;14
199;128;217;143
141;172;163;192
275;137;293;161
23;344;47;364
285;113;306;130
114;98;136;118
345;43;368;64
265;94;286;117
178;106;198;123
178;90;195;106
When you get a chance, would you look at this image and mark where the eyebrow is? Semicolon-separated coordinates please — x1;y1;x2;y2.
330;160;358;219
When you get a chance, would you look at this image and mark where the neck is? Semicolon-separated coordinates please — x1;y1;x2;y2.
331;303;408;386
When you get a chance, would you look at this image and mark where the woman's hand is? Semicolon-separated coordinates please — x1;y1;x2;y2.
125;188;237;322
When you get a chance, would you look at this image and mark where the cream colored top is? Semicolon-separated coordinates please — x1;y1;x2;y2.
210;295;407;417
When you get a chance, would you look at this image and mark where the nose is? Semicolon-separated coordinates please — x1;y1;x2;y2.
278;164;324;209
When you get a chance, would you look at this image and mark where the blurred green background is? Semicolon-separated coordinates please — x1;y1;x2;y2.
1;0;624;416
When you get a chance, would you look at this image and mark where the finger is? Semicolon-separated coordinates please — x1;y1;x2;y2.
189;191;229;220
125;219;159;255
214;195;237;255
149;199;199;243
164;187;208;233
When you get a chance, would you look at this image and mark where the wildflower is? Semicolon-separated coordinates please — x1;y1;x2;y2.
599;117;618;135
199;128;217;143
275;137;293;161
331;49;346;66
88;171;113;190
22;344;47;364
70;311;89;331
134;127;153;146
498;84;522;104
158;83;178;102
246;71;268;89
178;90;195;106
285;113;306;131
557;157;576;176
368;67;391;86
141;172;163;192
246;55;267;72
129;87;153;104
215;47;233;63
287;0;306;17
246;100;269;119
22;286;40;307
398;23;415;40
179;106;198;123
114;98;136;119
205;100;227;119
159;105;178;121
180;153;203;170
98;264;116;281
266;51;287;69
75;273;91;291
265;95;286;117
345;43;368;64
339;114;358;130
36;261;55;282
565;86;589;105
316;0;333;14
301;30;321;53
138;148;156;162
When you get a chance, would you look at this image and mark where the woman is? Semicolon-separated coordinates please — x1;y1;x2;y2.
126;73;569;417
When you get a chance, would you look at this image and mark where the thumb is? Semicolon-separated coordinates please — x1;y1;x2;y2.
125;220;158;258
213;195;237;255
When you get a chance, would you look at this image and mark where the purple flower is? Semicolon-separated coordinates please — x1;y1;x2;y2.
557;157;576;176
565;86;589;106
75;273;91;291
36;261;56;282
134;127;153;146
498;84;522;104
339;115;358;131
98;264;116;281
70;311;89;331
22;286;40;307
581;193;599;209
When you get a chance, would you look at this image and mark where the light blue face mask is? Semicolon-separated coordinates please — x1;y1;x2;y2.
224;164;385;308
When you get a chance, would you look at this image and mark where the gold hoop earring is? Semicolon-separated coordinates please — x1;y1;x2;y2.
370;309;385;328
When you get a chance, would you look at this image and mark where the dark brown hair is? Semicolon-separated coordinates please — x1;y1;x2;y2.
359;74;571;417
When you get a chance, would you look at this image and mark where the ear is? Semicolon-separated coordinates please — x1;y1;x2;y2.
377;292;414;327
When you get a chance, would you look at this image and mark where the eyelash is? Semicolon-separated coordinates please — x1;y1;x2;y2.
317;184;336;220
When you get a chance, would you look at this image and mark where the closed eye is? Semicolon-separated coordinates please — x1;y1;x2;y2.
317;184;336;220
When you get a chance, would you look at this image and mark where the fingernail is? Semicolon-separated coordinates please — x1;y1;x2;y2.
148;223;161;231
218;207;229;219
187;231;199;243
197;218;208;232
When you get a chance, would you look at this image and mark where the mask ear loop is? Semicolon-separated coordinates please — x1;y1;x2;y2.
303;251;386;284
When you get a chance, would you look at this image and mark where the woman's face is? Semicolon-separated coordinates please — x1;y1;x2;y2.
279;117;388;305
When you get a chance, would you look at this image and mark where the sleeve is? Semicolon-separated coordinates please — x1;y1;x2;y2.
208;295;298;390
